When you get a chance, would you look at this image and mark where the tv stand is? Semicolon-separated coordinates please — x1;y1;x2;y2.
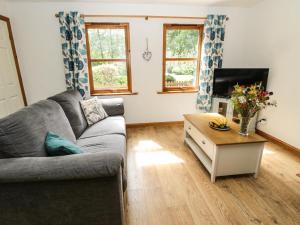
211;97;257;133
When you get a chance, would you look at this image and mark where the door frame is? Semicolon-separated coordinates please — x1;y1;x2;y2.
0;15;27;106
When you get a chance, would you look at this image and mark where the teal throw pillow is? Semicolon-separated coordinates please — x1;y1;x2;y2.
45;132;83;156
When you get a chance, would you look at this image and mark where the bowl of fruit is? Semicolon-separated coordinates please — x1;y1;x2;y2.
209;117;230;131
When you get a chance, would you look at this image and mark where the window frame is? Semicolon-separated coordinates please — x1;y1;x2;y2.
162;24;204;93
85;22;132;95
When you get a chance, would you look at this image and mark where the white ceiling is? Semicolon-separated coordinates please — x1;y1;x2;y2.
4;0;263;7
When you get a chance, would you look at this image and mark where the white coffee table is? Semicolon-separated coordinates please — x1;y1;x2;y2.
184;113;267;182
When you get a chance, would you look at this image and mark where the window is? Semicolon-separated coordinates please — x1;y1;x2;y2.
162;24;203;93
86;23;132;95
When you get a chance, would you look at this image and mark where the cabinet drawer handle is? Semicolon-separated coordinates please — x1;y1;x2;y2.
202;140;206;145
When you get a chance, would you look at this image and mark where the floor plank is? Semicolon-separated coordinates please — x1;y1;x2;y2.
125;125;300;225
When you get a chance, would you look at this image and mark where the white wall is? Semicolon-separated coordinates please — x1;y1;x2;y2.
6;2;250;124
0;0;8;16
244;0;300;148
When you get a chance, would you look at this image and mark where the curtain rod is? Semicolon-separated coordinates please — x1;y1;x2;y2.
54;14;229;20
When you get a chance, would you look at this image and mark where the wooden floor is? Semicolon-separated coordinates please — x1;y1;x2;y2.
125;125;300;225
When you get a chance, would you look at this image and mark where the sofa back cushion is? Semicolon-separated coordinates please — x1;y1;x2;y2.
48;90;87;138
101;98;124;116
0;100;76;158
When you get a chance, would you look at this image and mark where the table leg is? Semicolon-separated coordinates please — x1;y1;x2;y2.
211;146;219;183
211;175;216;183
254;144;264;178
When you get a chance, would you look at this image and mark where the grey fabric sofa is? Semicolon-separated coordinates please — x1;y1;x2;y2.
0;90;126;225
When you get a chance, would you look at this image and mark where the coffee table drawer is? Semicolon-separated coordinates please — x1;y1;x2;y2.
184;120;193;136
185;120;214;159
192;130;214;159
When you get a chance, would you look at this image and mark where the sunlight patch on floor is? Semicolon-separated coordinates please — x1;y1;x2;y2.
263;147;274;155
135;151;185;167
133;140;163;151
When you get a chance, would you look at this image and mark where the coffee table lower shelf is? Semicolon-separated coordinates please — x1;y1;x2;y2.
185;137;212;173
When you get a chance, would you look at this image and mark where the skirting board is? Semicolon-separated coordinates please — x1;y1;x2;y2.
256;129;300;155
126;121;184;128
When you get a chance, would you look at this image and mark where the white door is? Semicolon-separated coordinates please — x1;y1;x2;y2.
0;17;25;118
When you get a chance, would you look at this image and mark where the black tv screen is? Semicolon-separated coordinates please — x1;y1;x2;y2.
213;68;269;98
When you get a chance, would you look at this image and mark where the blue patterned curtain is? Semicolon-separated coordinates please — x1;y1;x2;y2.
58;11;89;97
197;15;227;111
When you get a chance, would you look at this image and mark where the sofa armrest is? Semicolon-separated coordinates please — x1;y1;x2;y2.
0;152;123;184
100;98;124;116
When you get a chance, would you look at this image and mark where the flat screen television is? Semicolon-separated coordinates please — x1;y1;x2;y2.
212;68;269;98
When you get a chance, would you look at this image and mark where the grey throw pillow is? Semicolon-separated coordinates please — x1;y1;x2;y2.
80;97;108;126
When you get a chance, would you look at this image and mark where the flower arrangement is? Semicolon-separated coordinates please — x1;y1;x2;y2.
231;83;276;118
230;83;276;135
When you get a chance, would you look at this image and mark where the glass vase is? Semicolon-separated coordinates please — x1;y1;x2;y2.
239;116;251;136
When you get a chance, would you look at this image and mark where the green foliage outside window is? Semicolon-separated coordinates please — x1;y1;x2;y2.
88;27;128;90
165;28;200;87
92;62;127;89
89;29;126;59
88;25;201;89
166;29;199;58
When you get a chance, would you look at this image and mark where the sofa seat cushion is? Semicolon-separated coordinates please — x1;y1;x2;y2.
77;134;126;158
0;100;76;158
48;90;87;138
79;116;126;139
77;134;127;191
